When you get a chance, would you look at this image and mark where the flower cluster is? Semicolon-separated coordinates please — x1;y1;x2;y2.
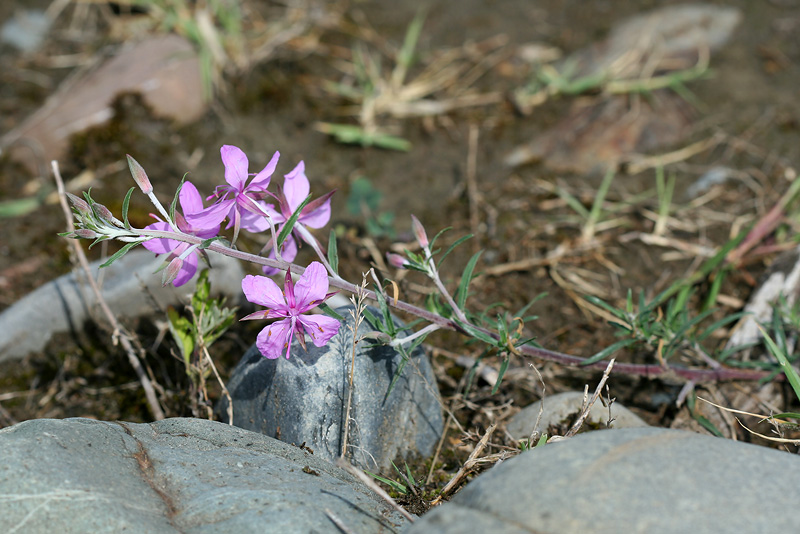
140;145;339;358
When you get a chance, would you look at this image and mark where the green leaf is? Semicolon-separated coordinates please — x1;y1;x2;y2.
758;325;800;403
582;295;628;321
100;240;144;268
170;175;187;222
277;194;312;248
454;319;498;347
455;250;483;310
166;307;194;362
327;229;339;275
0;196;40;218
318;302;346;322
199;236;228;249
491;355;511;394
580;338;637;366
428;227;451;252
121;187;135;230
437;234;473;270
686;391;723;437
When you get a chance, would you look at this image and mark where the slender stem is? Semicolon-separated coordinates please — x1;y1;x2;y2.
390;323;440;348
95;225;782;384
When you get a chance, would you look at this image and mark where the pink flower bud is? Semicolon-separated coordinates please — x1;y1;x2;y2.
162;257;184;286
66;192;91;215
411;214;429;248
93;203;117;224
75;229;100;239
386;252;409;269
127;155;153;195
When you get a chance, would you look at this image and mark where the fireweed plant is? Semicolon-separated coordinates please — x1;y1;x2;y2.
61;145;781;385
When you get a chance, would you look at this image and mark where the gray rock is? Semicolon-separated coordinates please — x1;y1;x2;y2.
507;391;648;440
406;427;800;534
221;305;443;471
0;417;407;533
0;249;244;362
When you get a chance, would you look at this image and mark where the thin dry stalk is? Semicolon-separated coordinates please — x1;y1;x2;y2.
341;273;369;459
52;160;165;421
335;458;416;523
430;422;497;506
562;358;616;439
324;508;355;534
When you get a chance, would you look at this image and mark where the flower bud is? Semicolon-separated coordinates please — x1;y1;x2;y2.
162;257;184;286
66;192;91;215
93;203;117;224
386;252;409;269
410;214;428;248
127;155;153;195
74;229;100;239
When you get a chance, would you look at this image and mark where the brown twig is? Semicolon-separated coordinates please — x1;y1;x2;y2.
52;161;165;420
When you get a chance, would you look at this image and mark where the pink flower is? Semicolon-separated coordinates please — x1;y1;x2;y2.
241;261;340;359
186;145;278;237
142;181;218;287
262;161;335;275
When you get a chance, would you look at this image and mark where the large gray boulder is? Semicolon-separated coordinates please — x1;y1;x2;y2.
221;306;443;471
0;417;407;533
0;249;243;362
407;427;800;533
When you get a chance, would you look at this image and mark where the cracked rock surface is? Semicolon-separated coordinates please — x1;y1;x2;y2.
0;417;407;533
405;427;800;534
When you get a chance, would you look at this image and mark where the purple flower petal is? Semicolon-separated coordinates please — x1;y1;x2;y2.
142;222;178;254
294;261;329;310
297;314;340;347
172;250;198;287
299;196;331;229
284;161;310;212
179;181;204;215
221;145;249;189
250;151;280;189
185;198;234;229
238;207;270;233
256;318;293;359
242;274;287;310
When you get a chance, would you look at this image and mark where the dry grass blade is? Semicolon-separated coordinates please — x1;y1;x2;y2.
430;422;497;506
562;358;616;439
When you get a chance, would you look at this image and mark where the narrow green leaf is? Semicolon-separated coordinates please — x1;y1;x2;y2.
318;302;346;322
170;175;187;222
455;250;483;310
491;356;511;394
327;229;339;275
121;187;135;230
454;319;498;347
580;338;637;366
277;194;312;247
758;325;800;402
99;240;144;268
582;295;628;321
428;226;452;251
436;234;473;269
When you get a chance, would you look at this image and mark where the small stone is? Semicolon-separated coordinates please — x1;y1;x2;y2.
407;427;800;533
220;305;444;471
507;391;648;440
0;417;408;533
